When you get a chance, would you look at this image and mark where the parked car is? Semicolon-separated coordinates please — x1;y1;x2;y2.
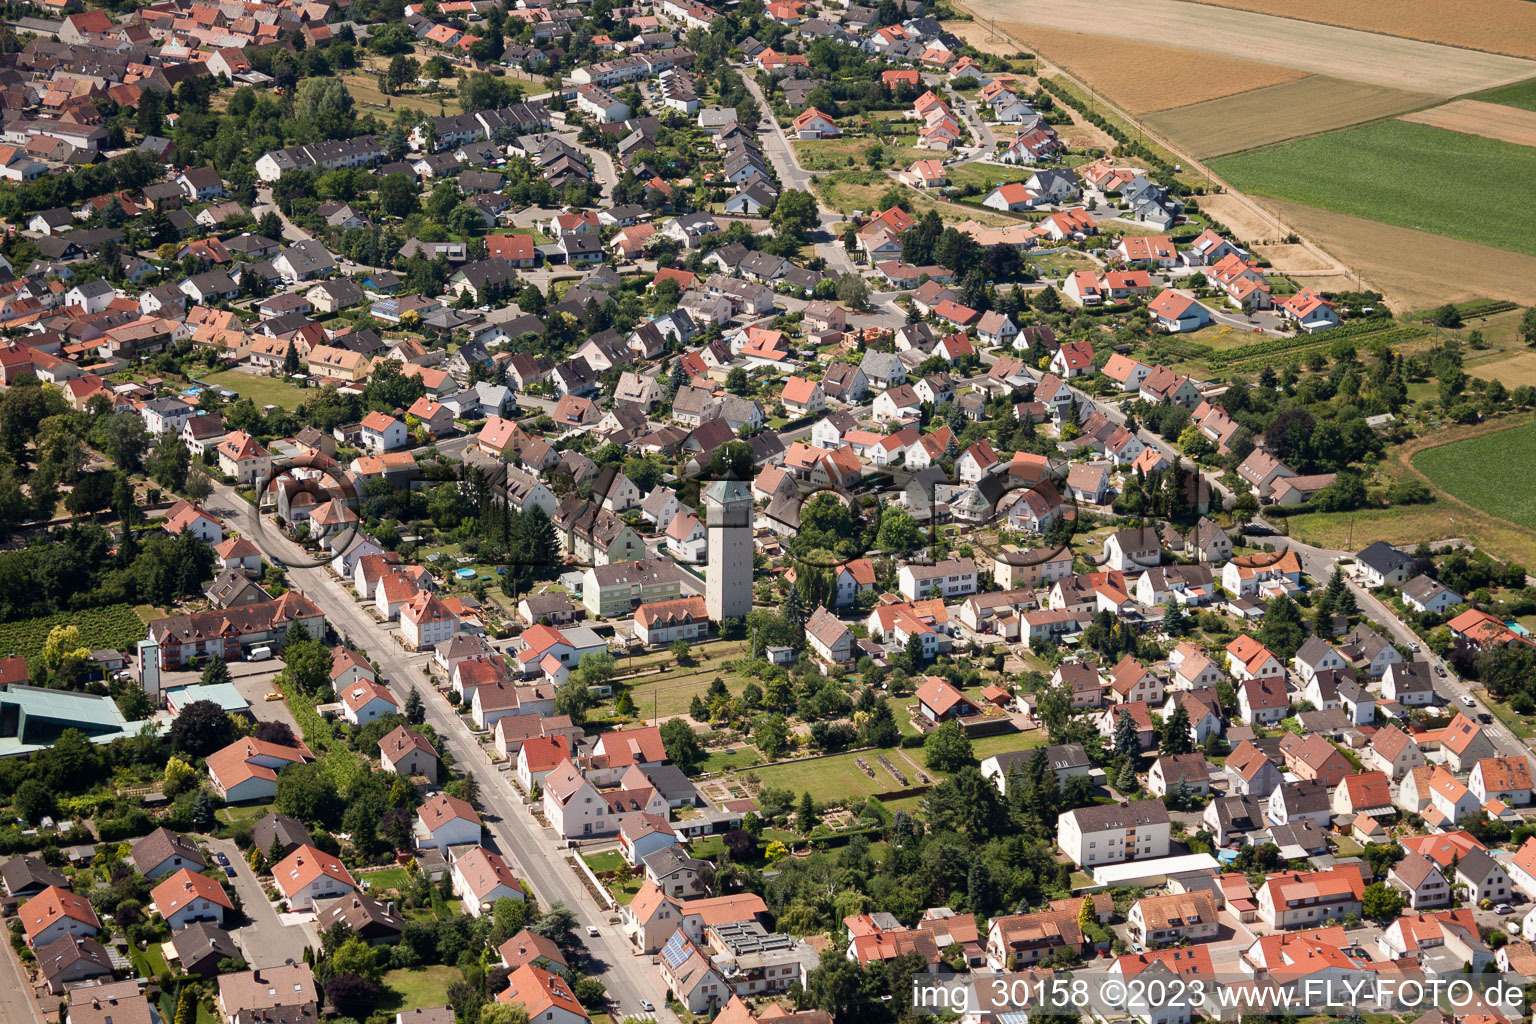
587;925;600;937
1496;903;1515;914
1462;695;1478;707
640;1000;655;1013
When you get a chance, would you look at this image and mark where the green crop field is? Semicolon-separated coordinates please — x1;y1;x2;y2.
1471;76;1536;112
1211;120;1536;257
0;603;145;657
1412;423;1536;530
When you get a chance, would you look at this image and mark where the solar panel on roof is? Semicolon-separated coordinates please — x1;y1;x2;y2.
661;930;691;968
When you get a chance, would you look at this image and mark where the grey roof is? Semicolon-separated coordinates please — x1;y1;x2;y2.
1294;636;1340;669
130;826;205;874
1065;798;1169;831
1455;849;1503;885
986;742;1088;775
1;855;67;896
1356;541;1411;575
1275;778;1330;814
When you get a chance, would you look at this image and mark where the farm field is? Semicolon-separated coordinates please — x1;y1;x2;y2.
1412;423;1536;531
940;19;1030;58
1468;351;1536;389
1142;76;1436;159
1250;242;1334;272
1262;198;1536;311
1399;98;1536;147
1211;121;1536;257
201;368;310;409
0;604;145;654
1189;191;1291;243
1185;0;1536;61
989;25;1305;114
961;0;1536;93
1472;77;1536;112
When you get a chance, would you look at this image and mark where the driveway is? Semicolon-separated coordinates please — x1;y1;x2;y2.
206;836;317;968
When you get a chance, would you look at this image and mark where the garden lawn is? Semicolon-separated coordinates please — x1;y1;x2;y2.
583;850;625;874
358;866;412;892
200;369;311;409
381;965;459;1012
750;748;914;802
130;943;170;979
1411;422;1536;529
1210;120;1536;257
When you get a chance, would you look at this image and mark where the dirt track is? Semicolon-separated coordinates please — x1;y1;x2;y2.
960;0;1536;94
1400;99;1536;148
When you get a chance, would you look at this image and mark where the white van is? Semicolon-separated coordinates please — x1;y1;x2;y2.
248;646;273;662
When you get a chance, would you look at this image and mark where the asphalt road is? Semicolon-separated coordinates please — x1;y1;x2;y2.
206;835;317;969
0;923;43;1024
205;481;676;1022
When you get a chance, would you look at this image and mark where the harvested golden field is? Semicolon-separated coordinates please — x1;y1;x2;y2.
1468;351;1536;389
1262;198;1536;312
1251;243;1334;273
1400;99;1536;147
1193;191;1292;243
959;0;1536;93
1142;76;1437;158
1188;0;1536;61
991;24;1305;114
940;20;1027;58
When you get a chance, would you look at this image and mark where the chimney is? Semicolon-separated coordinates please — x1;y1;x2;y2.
387;901;396;916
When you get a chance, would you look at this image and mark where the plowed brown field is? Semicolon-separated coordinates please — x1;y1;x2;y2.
1400;99;1536;147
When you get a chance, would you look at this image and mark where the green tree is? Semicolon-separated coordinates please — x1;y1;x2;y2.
294;77;355;139
163;756;198;797
797;790;818;832
1161;701;1193;755
202;655;232;688
147;435;191;492
13;778;54;823
754;714;789;761
553;682;595;726
874;507;921;555
660;717;704;773
405;686;425;725
923;720;974;772
769;188;818;246
1520;306;1536;347
167;699;235;758
1362;881;1404;922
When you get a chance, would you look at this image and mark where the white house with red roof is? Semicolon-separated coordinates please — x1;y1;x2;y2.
416;793;483;850
452;847;525;916
1278;288;1342;333
516;735;575;791
205;736;314;803
216;430;271;483
1147;290;1212;333
780;376;824;416
273;844;358;911
400;592;458;650
151;868;232;929
1063;270;1104;307
1049;340;1095;378
496;965;589;1024
982;183;1038;212
339;678;399;725
792;107;838;138
20;886;99;948
213;536;262;573
162;502;224;544
359;411;408;452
